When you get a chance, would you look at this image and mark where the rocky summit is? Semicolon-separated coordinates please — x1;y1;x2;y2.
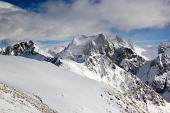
0;41;53;61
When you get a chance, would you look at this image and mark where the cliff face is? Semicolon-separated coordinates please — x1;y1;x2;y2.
52;34;146;74
0;41;53;61
137;42;170;102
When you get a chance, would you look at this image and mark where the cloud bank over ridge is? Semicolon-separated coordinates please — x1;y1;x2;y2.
1;0;170;44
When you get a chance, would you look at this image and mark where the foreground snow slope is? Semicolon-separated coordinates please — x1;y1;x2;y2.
1;56;170;112
0;55;143;113
0;82;57;113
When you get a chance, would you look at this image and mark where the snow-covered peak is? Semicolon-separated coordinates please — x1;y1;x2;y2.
111;35;132;49
137;50;170;102
0;41;53;61
57;34;135;58
158;42;167;54
111;35;148;60
24;41;52;57
112;35;127;46
158;41;170;56
55;34;110;59
69;34;99;47
53;34;147;74
115;35;124;42
65;34;146;58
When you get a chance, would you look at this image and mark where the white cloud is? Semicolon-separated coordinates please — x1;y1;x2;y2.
1;0;170;43
141;45;158;60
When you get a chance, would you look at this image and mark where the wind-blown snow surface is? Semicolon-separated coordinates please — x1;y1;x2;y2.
1;56;170;113
0;82;57;113
0;55;138;113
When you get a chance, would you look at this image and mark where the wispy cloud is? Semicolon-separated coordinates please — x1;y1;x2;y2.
134;39;167;43
1;0;170;44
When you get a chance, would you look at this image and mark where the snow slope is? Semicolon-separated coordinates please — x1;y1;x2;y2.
0;82;57;113
0;55;143;113
56;54;170;112
1;56;170;113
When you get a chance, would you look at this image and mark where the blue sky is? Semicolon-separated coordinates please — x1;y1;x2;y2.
111;26;170;45
2;0;46;9
1;0;170;47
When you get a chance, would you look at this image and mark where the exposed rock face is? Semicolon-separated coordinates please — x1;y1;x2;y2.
85;54;166;107
0;82;58;113
52;34;146;74
86;54;165;105
0;41;53;61
137;42;170;102
158;41;170;55
158;42;167;54
137;54;170;95
112;47;145;74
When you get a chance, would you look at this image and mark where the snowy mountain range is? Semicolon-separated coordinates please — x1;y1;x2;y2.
0;41;53;61
52;34;147;74
1;33;170;113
